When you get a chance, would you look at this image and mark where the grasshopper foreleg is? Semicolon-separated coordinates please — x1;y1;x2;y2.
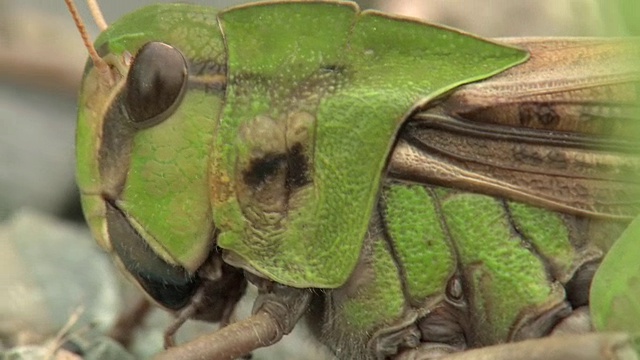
154;282;311;360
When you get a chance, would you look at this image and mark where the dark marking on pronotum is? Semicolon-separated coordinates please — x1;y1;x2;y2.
243;152;287;189
242;143;312;191
285;143;312;190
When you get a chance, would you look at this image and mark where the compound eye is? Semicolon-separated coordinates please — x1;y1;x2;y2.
124;42;188;127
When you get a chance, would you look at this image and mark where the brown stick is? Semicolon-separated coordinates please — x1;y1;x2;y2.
396;332;637;360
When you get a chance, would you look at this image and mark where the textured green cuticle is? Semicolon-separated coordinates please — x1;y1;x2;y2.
342;239;405;331
384;185;455;304
120;91;219;271
441;194;551;343
507;201;577;282
94;4;221;61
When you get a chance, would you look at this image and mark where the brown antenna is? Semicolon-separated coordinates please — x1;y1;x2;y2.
64;0;113;86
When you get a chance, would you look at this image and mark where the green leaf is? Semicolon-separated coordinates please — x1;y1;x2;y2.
591;215;640;336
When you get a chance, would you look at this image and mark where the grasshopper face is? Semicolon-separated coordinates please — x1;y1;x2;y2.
75;4;242;312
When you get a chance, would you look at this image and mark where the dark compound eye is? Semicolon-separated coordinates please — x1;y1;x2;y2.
124;42;188;127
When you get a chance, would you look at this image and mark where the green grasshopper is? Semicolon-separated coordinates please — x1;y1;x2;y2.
68;0;640;359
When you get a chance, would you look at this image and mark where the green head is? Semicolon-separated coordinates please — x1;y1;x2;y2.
75;4;226;309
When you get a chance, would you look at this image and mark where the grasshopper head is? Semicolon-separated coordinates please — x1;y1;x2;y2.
74;4;238;311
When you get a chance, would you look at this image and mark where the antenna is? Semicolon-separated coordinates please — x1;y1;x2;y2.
87;0;108;32
64;0;113;86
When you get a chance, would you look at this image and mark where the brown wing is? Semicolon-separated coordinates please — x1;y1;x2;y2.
388;37;640;219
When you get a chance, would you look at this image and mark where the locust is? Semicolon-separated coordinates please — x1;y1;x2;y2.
67;0;640;359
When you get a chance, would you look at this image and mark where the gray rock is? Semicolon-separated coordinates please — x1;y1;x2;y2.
0;210;121;345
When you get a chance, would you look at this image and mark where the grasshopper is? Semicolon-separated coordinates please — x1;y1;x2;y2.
67;0;640;359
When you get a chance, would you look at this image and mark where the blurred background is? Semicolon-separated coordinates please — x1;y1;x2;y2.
0;0;630;359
